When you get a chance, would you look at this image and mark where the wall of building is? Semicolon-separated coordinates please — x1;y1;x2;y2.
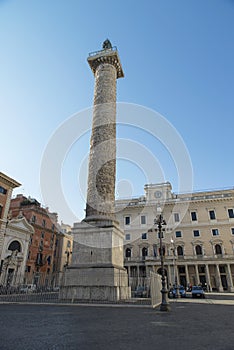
10;195;58;287
0;172;20;269
115;183;234;292
0;217;34;287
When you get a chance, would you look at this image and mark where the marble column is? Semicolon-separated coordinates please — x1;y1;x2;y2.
60;41;130;302
205;265;212;292
195;264;200;285
185;264;190;285
226;264;234;292
85;43;124;222
216;264;223;292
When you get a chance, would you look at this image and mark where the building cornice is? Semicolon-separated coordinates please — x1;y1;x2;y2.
0;172;21;188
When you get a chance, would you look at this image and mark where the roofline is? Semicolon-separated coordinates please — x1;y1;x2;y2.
0;172;21;188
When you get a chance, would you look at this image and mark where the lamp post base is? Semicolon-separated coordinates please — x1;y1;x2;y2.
160;302;171;312
160;288;171;311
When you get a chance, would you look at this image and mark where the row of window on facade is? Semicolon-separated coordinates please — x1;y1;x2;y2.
125;243;224;259
125;227;234;241
124;209;234;226
30;215;55;230
6;240;53;266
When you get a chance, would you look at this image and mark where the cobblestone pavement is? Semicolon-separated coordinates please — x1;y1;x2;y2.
0;301;234;350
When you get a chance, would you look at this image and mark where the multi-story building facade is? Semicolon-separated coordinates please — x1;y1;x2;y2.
10;195;59;288
0;172;21;261
115;182;234;293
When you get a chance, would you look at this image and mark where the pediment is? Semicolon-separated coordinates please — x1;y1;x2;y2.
8;217;34;234
210;238;223;245
192;239;204;246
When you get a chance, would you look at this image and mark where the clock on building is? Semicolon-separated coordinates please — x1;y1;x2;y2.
154;191;162;198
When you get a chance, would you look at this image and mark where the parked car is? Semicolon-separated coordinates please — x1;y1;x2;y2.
134;286;147;298
168;285;186;298
19;284;37;293
178;286;186;298
191;285;205;298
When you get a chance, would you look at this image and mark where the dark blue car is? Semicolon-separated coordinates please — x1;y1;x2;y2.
191;286;206;298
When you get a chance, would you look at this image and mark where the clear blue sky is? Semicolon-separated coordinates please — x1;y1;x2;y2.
1;0;234;224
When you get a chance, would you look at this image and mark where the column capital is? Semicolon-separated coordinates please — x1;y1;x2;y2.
87;47;124;79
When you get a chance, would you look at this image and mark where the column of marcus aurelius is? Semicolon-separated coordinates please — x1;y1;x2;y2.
60;40;130;302
85;38;123;221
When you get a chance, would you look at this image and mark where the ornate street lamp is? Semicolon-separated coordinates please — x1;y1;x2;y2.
154;207;170;311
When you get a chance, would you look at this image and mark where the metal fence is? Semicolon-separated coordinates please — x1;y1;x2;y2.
150;271;162;308
0;271;163;307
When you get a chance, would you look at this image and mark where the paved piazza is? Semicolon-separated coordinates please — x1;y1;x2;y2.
0;299;234;350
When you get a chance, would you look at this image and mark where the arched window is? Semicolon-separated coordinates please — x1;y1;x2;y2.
8;240;21;252
195;245;202;255
215;244;222;255
142;247;148;257
125;248;131;258
177;246;184;256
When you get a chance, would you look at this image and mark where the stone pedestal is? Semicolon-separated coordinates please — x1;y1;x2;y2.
60;219;130;301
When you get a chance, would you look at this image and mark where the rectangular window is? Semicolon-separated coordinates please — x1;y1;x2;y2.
231;228;234;235
212;229;219;236
193;230;200;237
42;219;46;227
0;186;7;194
36;253;43;265
228;209;234;218
141;215;146;225
209;210;216;220
175;231;182;238
39;240;44;250
47;256;51;265
25;266;31;272
124;216;130;225
178;266;185;274
191;212;197;221
31;215;36;223
198;266;205;273
0;206;2;219
141;232;147;240
219;266;225;273
125;233;131;240
174;213;180;222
